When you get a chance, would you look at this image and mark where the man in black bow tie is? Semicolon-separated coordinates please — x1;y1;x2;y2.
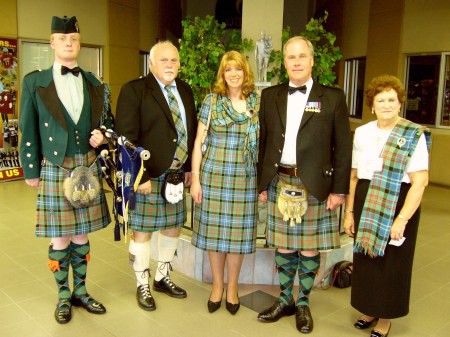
257;36;352;334
19;15;113;324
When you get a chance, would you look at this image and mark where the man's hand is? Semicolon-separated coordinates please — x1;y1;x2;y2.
25;178;40;188
326;193;345;210
258;190;268;203
89;129;105;148
137;180;152;194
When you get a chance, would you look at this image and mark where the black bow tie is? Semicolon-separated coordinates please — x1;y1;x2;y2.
61;66;81;77
288;85;307;95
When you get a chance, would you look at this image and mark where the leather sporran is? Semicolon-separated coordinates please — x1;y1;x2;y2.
277;181;307;227
161;172;185;204
62;166;100;209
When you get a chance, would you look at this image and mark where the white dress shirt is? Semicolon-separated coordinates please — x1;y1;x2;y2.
52;62;84;124
280;78;313;166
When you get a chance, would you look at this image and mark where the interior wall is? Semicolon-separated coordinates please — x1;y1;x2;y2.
0;0;17;38
108;0;140;111
17;0;107;46
402;0;450;53
140;0;159;52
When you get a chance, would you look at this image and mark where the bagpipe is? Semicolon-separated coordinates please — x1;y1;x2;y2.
96;83;150;241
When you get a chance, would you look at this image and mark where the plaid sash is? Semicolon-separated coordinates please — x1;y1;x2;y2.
354;118;429;257
165;85;188;164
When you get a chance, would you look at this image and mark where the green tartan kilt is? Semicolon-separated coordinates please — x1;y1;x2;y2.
266;173;340;250
36;150;111;238
128;170;186;232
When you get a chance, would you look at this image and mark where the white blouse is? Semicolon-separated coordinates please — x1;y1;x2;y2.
352;121;429;183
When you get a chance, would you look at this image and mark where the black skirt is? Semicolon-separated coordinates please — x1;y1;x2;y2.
351;179;421;318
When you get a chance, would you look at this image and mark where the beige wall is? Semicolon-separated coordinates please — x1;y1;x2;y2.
108;0;140;110
140;0;159;53
242;0;284;85
17;0;108;46
0;0;17;37
341;0;369;59
402;0;450;53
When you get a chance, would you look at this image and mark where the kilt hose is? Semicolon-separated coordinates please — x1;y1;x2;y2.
266;173;340;250
128;170;187;232
36;150;110;238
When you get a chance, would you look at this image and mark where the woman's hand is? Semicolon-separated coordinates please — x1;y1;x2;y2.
343;213;355;237
390;218;407;240
190;180;202;204
137;180;152;194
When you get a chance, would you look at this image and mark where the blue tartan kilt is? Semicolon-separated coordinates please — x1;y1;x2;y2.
36;150;111;238
266;173;340;250
128;170;186;232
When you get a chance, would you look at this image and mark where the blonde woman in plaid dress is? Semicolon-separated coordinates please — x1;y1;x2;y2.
191;51;259;315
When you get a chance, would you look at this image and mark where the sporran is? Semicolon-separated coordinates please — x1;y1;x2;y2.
62;165;100;209
277;180;308;227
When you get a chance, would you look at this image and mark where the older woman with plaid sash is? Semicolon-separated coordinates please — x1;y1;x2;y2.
191;51;259;315
344;75;430;337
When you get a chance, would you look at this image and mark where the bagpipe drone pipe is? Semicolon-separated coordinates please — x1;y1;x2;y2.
96;82;150;241
98;127;151;241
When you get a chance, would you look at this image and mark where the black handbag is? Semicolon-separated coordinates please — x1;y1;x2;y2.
319;260;353;289
332;261;353;288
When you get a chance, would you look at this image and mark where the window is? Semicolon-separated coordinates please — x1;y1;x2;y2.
405;53;450;128
19;40;102;81
140;51;149;77
344;58;366;119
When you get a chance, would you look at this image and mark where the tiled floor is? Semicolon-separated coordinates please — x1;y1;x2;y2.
0;180;449;337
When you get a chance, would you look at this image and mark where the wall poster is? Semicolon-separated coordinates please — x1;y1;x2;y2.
0;37;22;182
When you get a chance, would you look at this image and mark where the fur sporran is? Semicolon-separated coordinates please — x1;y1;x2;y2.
161;172;185;204
277;181;308;227
62;166;100;208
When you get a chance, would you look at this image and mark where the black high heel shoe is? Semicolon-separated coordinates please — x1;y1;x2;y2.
225;292;240;315
207;290;223;313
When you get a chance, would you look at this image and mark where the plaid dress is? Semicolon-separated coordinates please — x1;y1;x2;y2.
36;150;111;237
192;94;259;254
128;170;186;232
266;173;340;250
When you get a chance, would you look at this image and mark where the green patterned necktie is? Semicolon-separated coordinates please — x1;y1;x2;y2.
164;85;188;164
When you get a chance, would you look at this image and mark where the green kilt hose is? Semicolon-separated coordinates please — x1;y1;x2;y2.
36;150;111;237
267;172;340;250
128;169;187;232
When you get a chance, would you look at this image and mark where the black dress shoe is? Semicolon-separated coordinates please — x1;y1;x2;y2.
354;317;378;329
370;323;391;337
54;299;72;324
257;300;296;323
137;284;156;311
295;305;313;334
71;294;106;314
153;277;187;298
